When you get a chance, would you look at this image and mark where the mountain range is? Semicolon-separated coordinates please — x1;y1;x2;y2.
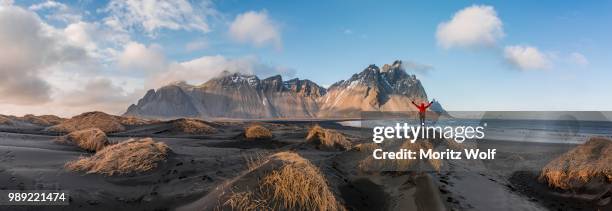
124;60;443;119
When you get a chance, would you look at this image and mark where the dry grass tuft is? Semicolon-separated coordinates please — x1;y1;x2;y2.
244;124;273;140
65;138;170;175
0;115;13;125
171;118;217;134
243;151;270;171
224;191;269;210
56;128;109;151
306;125;352;151
224;152;345;211
47;111;125;133
118;116;158;126
539;137;612;190
353;143;379;152
17;114;64;126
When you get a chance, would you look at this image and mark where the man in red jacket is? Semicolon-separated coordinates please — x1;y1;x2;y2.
412;100;434;126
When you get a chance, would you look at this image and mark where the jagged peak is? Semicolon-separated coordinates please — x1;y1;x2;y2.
164;80;195;89
285;77;300;82
144;89;155;95
219;70;232;76
285;78;321;84
392;60;402;67
214;70;257;79
366;64;380;72
382;60;404;72
206;71;260;87
263;74;283;81
168;80;188;86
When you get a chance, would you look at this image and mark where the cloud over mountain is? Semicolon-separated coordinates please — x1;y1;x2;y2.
230;10;281;49
118;42;167;72
0;5;87;104
0;3;140;116
149;55;295;88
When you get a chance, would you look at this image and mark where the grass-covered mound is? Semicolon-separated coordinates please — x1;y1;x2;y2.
170;118;217;134
305;125;351;151
65;138;170;175
224;152;345;211
56;128;109;151
353;143;379;152
118;115;158;126
244;124;273;140
18;114;64;126
47;111;125;133
539;137;611;191
0;115;13;125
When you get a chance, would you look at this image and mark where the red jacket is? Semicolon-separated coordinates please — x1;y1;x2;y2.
412;101;433;113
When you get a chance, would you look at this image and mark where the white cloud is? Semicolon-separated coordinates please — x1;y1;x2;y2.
569;52;589;66
29;0;67;11
118;42;166;72
29;0;81;23
0;3;293;116
0;4;142;116
56;77;144;113
0;73;145;117
229;10;281;49
149;55;295;87
0;6;88;104
0;0;13;6
436;5;504;49
504;45;551;70
63;21;131;62
103;0;213;35
64;21;98;52
185;39;208;52
403;61;434;75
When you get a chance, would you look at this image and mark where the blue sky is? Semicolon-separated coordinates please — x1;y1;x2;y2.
1;0;611;116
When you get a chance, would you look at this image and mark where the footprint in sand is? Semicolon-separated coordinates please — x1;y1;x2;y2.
1;150;15;162
201;175;212;181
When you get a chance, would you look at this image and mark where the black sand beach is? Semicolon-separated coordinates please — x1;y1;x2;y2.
0;120;609;210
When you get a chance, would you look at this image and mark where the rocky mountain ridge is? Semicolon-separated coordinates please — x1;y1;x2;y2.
125;60;442;119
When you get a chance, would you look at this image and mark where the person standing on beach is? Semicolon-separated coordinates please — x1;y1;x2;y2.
412;100;434;126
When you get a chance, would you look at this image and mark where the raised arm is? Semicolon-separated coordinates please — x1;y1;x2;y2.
425;101;434;109
411;101;418;107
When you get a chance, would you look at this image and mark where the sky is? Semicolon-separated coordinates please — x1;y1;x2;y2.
1;0;611;117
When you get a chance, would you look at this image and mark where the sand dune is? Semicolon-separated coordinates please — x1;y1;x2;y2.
18;114;65;126
118;115;159;126
244;124;273;140
222;152;345;210
305;124;352;150
0;114;65;127
47;111;126;133
65;138;170;175
56;128;109;151
539;137;611;191
0;115;13;125
168;118;217;134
